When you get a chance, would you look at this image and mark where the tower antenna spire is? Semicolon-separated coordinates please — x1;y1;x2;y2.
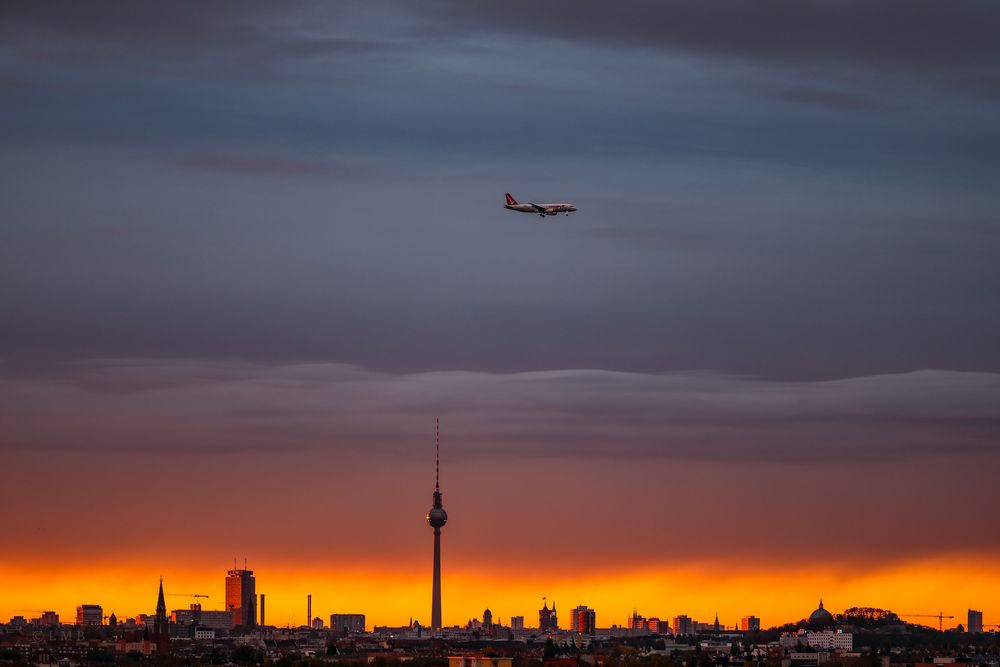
435;417;440;491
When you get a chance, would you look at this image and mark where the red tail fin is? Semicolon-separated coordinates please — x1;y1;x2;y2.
505;192;518;206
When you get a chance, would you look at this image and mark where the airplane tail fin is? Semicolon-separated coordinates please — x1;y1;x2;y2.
505;192;518;206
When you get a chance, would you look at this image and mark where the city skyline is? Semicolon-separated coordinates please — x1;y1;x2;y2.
3;0;1000;640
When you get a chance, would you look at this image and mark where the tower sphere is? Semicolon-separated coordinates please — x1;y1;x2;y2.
427;506;448;528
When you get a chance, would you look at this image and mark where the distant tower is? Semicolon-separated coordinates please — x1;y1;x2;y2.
226;566;257;627
539;599;552;632
154;577;170;653
425;419;448;631
307;595;312;629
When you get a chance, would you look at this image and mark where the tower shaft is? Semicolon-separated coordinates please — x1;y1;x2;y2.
432;526;442;630
426;418;448;632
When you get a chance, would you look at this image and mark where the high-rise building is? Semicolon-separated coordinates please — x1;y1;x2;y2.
226;567;257;627
510;616;524;631
673;615;694;635
260;594;265;627
330;614;366;634
307;595;312;629
154;578;170;654
311;617;324;630
968;609;984;634
571;606;596;635
741;616;761;631
426;419;448;631
76;605;103;626
645;618;670;633
628;609;647;630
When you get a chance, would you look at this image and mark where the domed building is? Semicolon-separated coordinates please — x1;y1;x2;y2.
808;599;835;628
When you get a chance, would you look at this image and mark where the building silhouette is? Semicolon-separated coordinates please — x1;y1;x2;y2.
426;419;448;631
808;599;835;628
226;566;257;627
628;608;646;630
76;604;103;626
331;614;366;635
571;605;596;635
969;609;984;634
673;614;693;635
741;615;761;631
153;578;170;654
539;599;558;632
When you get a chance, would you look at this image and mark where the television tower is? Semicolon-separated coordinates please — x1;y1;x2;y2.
426;418;448;631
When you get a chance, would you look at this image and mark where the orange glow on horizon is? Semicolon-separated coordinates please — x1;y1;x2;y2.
2;554;997;630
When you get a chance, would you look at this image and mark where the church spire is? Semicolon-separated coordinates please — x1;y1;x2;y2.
156;576;166;615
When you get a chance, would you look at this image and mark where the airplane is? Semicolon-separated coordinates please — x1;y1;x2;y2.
504;192;577;217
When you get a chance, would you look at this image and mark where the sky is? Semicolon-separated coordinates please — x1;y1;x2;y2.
2;1;1000;630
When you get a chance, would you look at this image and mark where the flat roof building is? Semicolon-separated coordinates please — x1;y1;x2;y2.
77;605;103;626
226;568;256;627
331;614;366;635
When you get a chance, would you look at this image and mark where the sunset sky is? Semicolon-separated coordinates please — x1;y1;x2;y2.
2;1;1000;630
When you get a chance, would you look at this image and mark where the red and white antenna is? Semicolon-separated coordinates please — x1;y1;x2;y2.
435;417;440;491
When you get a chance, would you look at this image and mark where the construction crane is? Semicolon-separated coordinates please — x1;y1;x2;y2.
899;613;955;632
166;594;210;599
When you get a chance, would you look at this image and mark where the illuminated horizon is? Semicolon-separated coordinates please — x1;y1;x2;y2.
3;553;998;630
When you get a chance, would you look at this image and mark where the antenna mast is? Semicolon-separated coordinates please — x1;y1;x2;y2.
435;417;440;491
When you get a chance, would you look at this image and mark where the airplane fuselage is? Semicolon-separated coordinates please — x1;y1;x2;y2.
503;193;577;217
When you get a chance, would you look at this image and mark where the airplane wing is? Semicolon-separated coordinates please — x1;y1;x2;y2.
528;202;548;213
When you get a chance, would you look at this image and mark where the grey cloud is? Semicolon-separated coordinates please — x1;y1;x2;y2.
429;1;1000;77
2;359;998;463
0;1;421;79
174;152;379;181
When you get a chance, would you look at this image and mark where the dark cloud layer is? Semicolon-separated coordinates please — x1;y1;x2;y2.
431;1;1000;83
3;359;999;464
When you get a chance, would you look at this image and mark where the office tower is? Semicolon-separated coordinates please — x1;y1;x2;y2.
673;615;693;635
571;605;596;635
330;614;366;635
741;616;761;632
628;609;647;630
969;609;984;634
426;419;448;631
511;616;524;631
260;595;265;627
76;605;103;626
226;566;257;627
